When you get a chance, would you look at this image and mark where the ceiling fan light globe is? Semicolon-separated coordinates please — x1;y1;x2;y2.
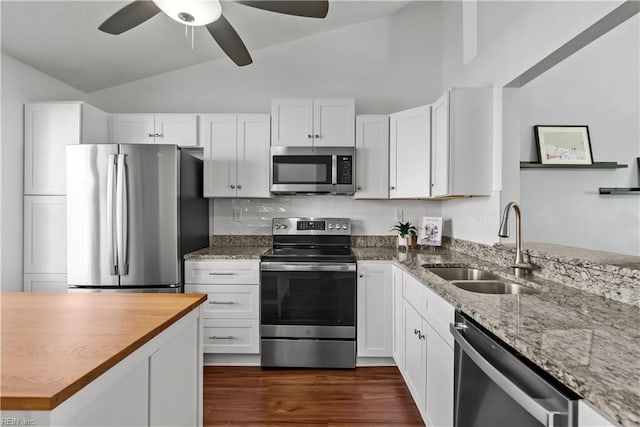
153;0;222;26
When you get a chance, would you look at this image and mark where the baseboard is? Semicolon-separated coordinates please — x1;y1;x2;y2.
356;356;396;367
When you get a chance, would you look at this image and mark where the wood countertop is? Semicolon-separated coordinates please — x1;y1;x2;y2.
0;292;206;411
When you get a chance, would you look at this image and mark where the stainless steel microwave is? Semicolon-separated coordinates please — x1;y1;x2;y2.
270;146;355;195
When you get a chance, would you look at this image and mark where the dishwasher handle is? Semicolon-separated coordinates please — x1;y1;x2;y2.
450;323;566;427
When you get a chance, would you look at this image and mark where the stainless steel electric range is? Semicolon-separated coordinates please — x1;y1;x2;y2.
260;217;356;368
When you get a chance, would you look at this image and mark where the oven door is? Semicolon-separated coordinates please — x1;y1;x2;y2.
260;262;356;339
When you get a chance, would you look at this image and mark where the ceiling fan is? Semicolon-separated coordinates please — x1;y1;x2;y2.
98;0;329;66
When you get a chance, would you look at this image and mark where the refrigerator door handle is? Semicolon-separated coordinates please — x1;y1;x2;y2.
107;154;118;275
116;154;129;275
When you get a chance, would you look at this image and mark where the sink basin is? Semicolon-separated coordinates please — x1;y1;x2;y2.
426;267;499;281
451;281;539;295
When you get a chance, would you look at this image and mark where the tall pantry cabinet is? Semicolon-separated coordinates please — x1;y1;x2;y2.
23;102;109;292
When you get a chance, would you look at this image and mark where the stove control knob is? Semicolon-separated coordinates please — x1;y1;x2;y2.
281;224;288;229
342;224;348;230
328;224;334;230
274;223;281;230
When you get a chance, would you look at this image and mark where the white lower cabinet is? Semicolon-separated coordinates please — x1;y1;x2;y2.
23;196;67;274
185;259;260;361
395;266;455;427
356;262;393;358
24;273;67;292
578;400;618;427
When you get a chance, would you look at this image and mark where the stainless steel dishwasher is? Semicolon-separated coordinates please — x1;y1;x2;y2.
450;312;580;427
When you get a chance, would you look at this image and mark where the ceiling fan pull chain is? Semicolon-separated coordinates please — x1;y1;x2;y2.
191;26;195;50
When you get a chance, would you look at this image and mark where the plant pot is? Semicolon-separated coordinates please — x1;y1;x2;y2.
397;235;412;248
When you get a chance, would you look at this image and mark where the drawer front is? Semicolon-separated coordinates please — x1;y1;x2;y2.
423;287;455;348
185;260;259;284
202;319;259;354
185;284;259;319
402;272;427;316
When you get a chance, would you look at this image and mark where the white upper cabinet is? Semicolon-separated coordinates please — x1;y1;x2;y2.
354;115;389;199
389;105;431;199
24;102;108;195
430;88;493;197
111;114;198;146
271;98;355;147
201;114;270;198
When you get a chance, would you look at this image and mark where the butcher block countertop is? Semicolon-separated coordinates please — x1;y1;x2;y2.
0;292;206;411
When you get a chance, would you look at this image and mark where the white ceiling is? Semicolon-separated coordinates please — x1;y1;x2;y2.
1;0;417;92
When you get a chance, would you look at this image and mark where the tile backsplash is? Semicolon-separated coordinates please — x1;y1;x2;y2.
212;196;441;235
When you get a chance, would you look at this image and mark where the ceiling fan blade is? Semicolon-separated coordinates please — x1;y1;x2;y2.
206;15;253;66
237;1;328;18
99;1;161;35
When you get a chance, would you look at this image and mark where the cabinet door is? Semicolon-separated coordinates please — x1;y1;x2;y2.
149;315;199;426
111;114;155;144
403;303;426;415
24;103;81;195
24;196;66;274
271;98;313;146
431;91;450;198
357;262;392;358
392;266;405;370
354;115;389;199
236;114;271;198
425;322;454;427
155;114;198;146
24;273;68;292
202;114;238;197
389;105;431;198
312;98;355;147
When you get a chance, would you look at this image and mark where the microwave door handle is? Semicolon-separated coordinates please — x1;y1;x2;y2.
450;324;566;427
331;155;338;185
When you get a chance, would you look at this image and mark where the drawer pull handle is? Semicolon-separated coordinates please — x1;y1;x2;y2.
209;335;235;340
209;301;235;305
208;272;235;276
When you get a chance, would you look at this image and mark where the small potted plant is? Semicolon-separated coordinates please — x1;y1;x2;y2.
391;221;418;249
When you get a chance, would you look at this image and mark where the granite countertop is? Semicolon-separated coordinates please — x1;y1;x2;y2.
184;246;269;260
354;247;640;427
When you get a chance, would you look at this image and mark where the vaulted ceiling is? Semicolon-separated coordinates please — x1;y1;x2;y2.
1;0;417;92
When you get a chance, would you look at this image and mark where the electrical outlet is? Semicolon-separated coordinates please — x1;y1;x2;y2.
233;208;242;222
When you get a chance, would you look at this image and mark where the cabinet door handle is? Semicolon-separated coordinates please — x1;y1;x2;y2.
208;272;235;276
414;329;419;335
237;184;242;189
418;332;425;340
314;134;320;139
155;133;162;138
357;185;362;190
359;274;364;278
390;186;396;190
209;336;235;340
209;301;236;305
148;133;155;138
307;134;313;139
230;184;236;189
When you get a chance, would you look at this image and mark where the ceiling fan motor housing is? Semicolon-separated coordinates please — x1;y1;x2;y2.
153;0;222;26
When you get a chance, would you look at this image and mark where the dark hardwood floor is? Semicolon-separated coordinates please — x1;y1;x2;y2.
203;366;424;426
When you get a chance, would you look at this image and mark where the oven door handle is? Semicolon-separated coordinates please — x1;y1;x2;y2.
450;323;566;427
260;262;356;272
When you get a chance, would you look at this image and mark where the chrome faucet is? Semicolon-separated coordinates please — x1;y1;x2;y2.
498;202;533;277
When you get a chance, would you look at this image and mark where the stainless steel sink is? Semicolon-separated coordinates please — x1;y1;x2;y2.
451;281;539;295
426;267;499;281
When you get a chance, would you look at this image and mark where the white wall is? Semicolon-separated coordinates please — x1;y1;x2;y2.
87;3;442;114
439;1;625;246
519;15;639;256
213;197;441;236
0;54;87;291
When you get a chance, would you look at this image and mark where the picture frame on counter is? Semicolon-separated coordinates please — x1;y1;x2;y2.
534;125;593;165
418;216;443;246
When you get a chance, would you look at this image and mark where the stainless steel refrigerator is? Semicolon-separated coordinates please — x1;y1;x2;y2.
66;144;208;292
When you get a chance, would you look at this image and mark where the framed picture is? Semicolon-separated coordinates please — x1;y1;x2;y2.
418;216;443;246
534;125;593;165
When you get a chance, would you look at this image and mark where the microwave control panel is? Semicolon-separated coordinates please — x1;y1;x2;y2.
337;156;353;184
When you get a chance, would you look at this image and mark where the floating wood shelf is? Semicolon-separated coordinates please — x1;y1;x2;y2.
598;187;640;195
520;162;628;169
